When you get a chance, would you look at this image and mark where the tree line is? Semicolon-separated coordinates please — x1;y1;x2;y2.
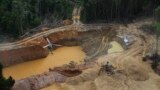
0;0;160;37
81;0;160;22
0;0;74;37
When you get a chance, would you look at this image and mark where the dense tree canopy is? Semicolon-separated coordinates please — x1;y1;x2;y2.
0;0;74;37
81;0;160;22
0;0;160;37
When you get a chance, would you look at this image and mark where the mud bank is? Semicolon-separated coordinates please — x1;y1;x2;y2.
0;45;48;67
12;72;66;90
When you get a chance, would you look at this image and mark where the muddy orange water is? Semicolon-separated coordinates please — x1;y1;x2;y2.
42;41;124;90
3;46;86;80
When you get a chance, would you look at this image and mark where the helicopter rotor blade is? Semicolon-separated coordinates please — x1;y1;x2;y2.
43;44;49;48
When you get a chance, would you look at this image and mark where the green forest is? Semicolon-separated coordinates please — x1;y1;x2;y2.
0;0;160;37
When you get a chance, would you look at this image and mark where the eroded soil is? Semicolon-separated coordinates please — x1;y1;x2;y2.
42;18;160;90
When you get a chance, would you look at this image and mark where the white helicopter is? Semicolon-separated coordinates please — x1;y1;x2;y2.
123;36;129;46
116;35;129;46
43;37;62;54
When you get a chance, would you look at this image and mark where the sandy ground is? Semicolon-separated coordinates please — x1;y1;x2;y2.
42;18;160;90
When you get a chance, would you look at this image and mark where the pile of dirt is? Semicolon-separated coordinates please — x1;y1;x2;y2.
48;60;95;77
65;67;99;85
49;64;82;77
12;72;66;90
